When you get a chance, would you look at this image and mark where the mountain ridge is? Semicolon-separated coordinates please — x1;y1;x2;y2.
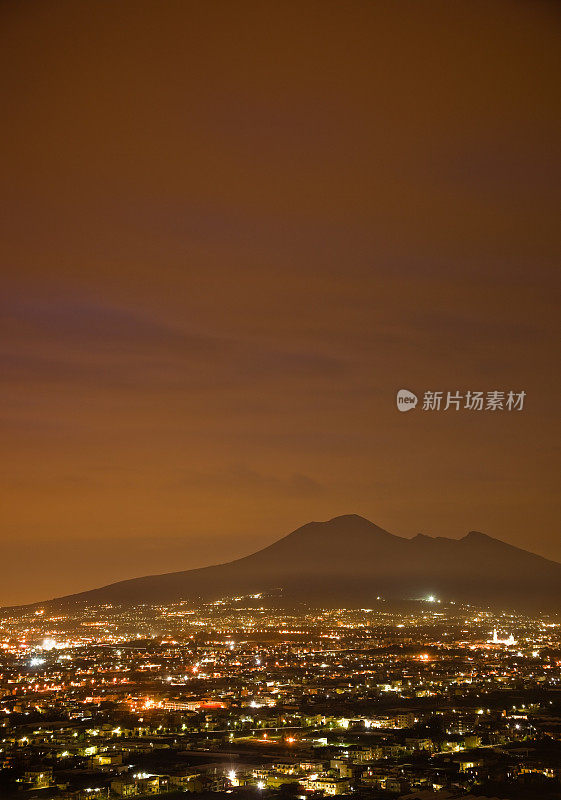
10;515;561;611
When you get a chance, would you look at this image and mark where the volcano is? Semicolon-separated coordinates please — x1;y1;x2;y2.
33;514;561;611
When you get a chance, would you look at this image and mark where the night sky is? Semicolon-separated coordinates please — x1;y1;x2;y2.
1;1;560;606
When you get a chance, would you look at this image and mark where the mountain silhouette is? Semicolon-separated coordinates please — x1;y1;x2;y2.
39;515;561;610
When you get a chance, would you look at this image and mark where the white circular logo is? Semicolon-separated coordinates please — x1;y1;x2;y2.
396;389;418;412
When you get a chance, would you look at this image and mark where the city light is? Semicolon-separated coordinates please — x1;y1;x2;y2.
1;596;558;797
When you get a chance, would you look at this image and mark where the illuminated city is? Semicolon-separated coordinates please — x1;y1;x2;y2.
3;2;560;800
1;595;560;798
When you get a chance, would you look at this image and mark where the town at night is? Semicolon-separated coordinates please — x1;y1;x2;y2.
1;597;560;799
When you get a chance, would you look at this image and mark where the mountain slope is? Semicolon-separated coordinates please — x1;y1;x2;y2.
38;515;561;610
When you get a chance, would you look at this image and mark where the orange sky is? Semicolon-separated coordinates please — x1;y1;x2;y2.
1;1;560;606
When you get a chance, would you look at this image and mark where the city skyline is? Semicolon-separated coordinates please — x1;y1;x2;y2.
1;592;560;798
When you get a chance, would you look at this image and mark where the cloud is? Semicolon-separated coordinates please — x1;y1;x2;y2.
1;291;349;393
